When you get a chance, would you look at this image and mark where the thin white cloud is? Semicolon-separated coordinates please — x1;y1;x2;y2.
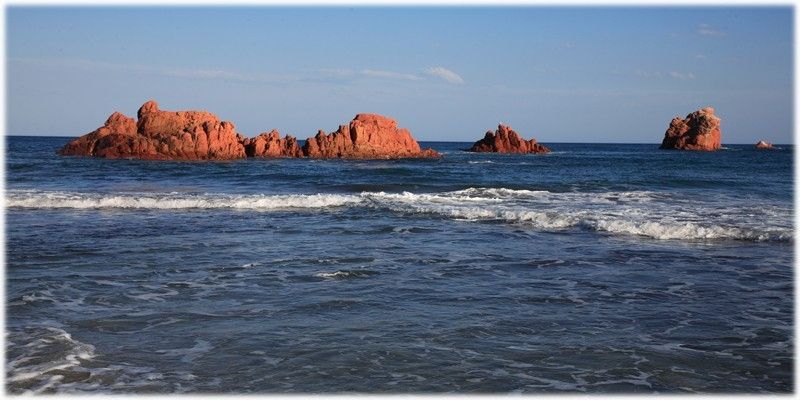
314;68;355;77
697;23;725;37
634;69;695;80
669;71;696;80
360;69;422;81
424;66;465;84
160;68;260;81
315;68;425;82
10;57;289;83
14;58;463;87
695;54;707;59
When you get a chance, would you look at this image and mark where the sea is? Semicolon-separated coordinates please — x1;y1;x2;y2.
5;136;794;393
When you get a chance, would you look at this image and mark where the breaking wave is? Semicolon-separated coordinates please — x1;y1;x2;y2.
6;188;792;242
6;325;201;393
314;269;380;279
6;189;360;210
6;326;96;394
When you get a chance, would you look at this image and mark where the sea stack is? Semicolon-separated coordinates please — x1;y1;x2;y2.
59;100;247;160
659;107;721;151
468;124;550;154
243;130;303;158
302;113;440;159
755;140;774;150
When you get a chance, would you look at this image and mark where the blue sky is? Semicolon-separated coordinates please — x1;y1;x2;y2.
6;7;794;143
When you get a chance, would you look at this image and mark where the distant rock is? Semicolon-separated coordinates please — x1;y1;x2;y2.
302;114;440;159
243;130;303;158
467;124;550;154
59;100;247;160
659;107;721;151
755;140;774;150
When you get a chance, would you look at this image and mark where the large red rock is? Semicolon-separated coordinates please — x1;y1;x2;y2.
468;124;550;154
301;114;440;159
755;140;774;150
60;105;442;160
243;130;303;158
59;100;247;160
659;107;721;151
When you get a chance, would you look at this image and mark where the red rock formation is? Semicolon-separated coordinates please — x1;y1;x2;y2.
301;114;440;159
243;130;303;158
59;100;247;160
755;140;774;150
659;107;721;151
60;105;441;160
59;112;138;157
468;124;550;154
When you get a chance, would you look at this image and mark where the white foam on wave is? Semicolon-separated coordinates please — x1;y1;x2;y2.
358;188;792;242
7;188;792;242
314;269;378;279
449;187;552;199
7;325;205;393
315;271;353;279
6;326;95;393
590;218;791;242
6;189;360;210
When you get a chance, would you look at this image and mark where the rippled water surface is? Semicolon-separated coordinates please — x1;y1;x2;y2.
5;137;794;393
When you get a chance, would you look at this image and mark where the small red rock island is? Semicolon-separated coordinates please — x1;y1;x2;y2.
659;107;722;151
303;113;439;159
468;124;550;154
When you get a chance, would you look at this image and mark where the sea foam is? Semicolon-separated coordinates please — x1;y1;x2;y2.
6;326;96;393
6;190;360;210
6;188;791;242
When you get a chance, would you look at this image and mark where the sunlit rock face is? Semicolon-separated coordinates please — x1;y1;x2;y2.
468;124;550;154
59;100;247;160
302;113;440;159
659;107;722;151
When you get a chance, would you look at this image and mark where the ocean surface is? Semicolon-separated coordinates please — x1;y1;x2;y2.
5;136;794;393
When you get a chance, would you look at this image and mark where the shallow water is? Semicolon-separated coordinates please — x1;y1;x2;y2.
5;137;794;393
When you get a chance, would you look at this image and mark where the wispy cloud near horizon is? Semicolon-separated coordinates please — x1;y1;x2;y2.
12;58;466;87
634;69;696;80
360;69;423;81
669;71;696;80
9;57;292;84
424;67;465;84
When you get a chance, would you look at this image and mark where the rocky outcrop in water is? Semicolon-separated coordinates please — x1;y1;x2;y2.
467;124;550;154
59;112;138;158
243;130;303;158
755;140;774;150
59;100;247;160
659;107;721;151
302;114;440;159
60;103;439;161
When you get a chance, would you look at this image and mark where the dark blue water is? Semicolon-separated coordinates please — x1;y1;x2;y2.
6;136;794;393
